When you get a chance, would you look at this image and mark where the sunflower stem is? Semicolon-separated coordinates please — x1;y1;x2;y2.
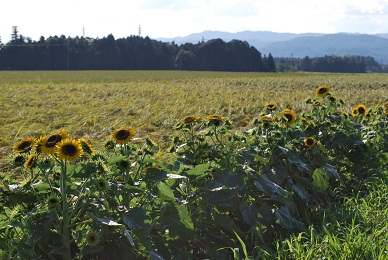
60;160;72;260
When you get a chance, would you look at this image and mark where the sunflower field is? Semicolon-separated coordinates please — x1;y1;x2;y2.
0;71;387;259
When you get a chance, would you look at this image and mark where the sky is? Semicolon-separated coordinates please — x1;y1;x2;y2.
1;0;388;43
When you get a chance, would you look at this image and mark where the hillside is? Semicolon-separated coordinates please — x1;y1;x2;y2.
260;34;388;63
157;31;388;63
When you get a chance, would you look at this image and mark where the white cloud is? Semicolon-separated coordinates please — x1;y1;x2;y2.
1;0;388;43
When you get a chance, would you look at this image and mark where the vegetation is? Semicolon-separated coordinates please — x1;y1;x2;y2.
276;55;382;73
0;71;387;259
0;27;275;72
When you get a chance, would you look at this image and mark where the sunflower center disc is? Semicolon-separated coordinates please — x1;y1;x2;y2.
47;134;61;147
62;144;77;156
116;129;130;140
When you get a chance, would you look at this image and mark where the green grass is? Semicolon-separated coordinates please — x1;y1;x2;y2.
272;173;388;260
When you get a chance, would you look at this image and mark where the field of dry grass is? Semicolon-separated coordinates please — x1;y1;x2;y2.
1;71;387;167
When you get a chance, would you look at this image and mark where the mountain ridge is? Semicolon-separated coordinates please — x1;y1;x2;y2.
156;31;388;63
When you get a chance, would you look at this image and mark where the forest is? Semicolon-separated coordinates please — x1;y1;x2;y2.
0;27;382;72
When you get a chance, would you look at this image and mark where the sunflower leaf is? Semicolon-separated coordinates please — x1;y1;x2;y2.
312;168;329;190
91;215;122;226
275;206;305;231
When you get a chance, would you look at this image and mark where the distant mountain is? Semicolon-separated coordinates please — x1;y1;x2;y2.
260;34;388;63
157;31;388;63
157;30;324;50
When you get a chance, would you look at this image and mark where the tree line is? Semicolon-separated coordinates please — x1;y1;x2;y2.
276;55;382;73
0;27;276;71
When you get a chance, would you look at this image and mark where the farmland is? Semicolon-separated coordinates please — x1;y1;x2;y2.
0;71;387;259
1;71;387;156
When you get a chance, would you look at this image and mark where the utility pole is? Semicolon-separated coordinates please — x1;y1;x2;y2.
139;25;142;37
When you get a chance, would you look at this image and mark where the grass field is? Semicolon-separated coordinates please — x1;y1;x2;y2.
0;71;388;260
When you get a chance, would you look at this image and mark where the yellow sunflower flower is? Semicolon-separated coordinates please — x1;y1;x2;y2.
384;107;388;115
24;153;37;171
356;104;367;115
183;116;199;125
304;137;317;147
206;115;225;126
55;139;83;162
265;102;277;110
300;118;310;125
315;86;330;97
329;96;337;102
111;126;136;145
351;108;359;117
261;115;274;122
279;109;297;126
78;137;95;155
13;137;36;153
313;101;321;106
37;130;69;155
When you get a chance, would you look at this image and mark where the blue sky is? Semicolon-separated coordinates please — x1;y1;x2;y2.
1;0;388;43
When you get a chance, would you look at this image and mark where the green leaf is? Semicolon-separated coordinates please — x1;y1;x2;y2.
239;202;258;226
122;184;144;193
124;229;135;246
158;182;175;201
233;230;248;260
275;206;305;231
278;146;310;172
207;188;239;210
145;167;168;182
67;162;95;178
255;174;289;197
322;163;340;178
186;163;210;179
292;183;311;201
160;202;194;240
207;170;245;190
91;215;122;226
312;168;329;190
33;181;51;193
212;210;243;235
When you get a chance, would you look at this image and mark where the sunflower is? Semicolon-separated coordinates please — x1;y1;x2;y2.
13;137;36;153
183;116;199;125
47;195;60;208
313;101;321;106
300;117;310;125
79;137;95;155
37;130;69;155
96;177;109;192
304;137;317;147
384;107;388;115
265;102;277;110
328;96;337;102
279;109;297;126
206;115;225;126
316;86;330;97
9;154;26;166
86;231;100;246
356;104;367;115
111;126;136;145
351;108;359;117
24;153;37;171
261;115;274;122
382;102;388;107
56;139;83;162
